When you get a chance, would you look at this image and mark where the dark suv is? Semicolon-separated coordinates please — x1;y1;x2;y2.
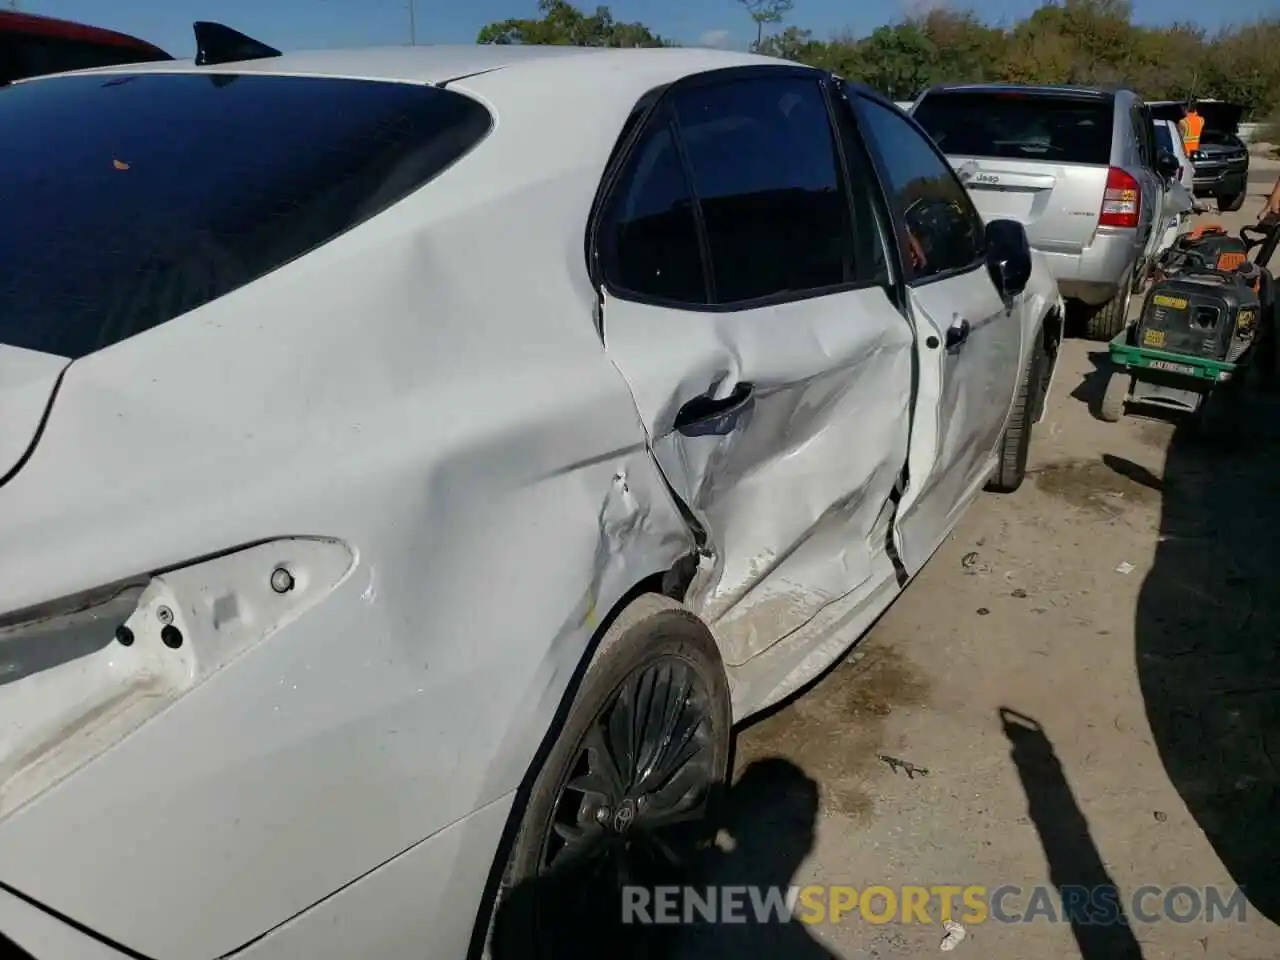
1150;100;1250;212
0;10;171;86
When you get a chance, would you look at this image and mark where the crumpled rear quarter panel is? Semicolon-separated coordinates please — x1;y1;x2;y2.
0;110;692;958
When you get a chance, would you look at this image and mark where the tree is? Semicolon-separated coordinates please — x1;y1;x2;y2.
913;9;1007;85
476;0;669;47
1199;19;1280;120
757;25;827;63
737;0;795;52
477;0;1280;122
855;23;937;101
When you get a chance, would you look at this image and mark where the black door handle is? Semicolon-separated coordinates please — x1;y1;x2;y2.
674;382;755;437
946;318;971;350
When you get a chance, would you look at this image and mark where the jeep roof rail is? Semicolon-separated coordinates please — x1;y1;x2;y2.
193;21;281;66
922;82;1116;100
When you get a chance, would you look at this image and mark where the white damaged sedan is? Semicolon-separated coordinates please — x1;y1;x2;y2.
0;32;1064;960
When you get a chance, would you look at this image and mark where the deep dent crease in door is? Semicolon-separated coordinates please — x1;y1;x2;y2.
601;287;916;670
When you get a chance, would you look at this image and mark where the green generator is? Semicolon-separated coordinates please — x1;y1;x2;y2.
1101;217;1278;429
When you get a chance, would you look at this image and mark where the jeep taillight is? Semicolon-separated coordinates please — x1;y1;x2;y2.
1099;166;1140;229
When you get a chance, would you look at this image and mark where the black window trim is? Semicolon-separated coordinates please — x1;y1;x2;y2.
820;78;899;293
849;90;989;290
829;82;911;293
587;63;892;315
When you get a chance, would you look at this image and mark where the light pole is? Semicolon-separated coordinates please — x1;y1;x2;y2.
407;0;416;45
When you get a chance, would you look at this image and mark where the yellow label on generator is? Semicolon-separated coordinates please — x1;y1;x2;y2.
1238;309;1256;328
1152;295;1188;309
1143;329;1167;347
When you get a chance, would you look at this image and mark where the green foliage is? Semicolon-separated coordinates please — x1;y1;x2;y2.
739;0;796;51
477;1;1280;119
476;0;669;47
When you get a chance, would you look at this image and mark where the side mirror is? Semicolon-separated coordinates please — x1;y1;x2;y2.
984;218;1031;300
1156;148;1180;179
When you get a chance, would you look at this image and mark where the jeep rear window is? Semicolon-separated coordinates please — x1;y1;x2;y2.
912;92;1113;166
0;72;491;359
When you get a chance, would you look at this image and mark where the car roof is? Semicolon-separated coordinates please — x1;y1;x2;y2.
17;43;788;90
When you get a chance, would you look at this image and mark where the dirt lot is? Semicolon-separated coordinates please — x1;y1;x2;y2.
682;163;1280;960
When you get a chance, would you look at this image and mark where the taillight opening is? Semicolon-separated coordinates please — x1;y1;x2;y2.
1100;166;1140;229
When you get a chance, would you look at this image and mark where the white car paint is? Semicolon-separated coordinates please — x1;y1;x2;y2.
0;45;1064;960
1156;118;1195;192
1152;119;1198;257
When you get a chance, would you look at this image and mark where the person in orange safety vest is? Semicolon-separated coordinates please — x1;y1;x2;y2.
1178;103;1204;154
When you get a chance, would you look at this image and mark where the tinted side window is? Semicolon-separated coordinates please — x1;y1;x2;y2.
1138;104;1159;167
1152;122;1173;154
597;108;708;305
855;97;985;282
1130;106;1151;168
671;76;856;305
0;73;492;359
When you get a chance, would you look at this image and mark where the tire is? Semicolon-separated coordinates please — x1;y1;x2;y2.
1218;190;1246;213
987;339;1046;493
1099;371;1128;422
1084;272;1133;341
487;595;731;960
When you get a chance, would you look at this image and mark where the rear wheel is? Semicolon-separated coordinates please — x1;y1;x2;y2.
987;340;1047;493
1218;190;1246;213
1099;371;1128;422
487;596;731;960
1084;273;1133;341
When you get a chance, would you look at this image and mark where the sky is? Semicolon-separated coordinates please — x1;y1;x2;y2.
14;0;1274;59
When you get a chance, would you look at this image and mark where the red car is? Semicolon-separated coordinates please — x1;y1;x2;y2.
0;10;171;85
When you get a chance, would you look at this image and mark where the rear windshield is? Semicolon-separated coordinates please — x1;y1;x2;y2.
912;92;1114;166
0;72;491;359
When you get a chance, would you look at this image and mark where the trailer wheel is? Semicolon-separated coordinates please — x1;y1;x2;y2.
1095;373;1126;422
1099;372;1127;422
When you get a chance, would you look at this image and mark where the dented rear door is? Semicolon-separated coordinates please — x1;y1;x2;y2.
596;71;914;667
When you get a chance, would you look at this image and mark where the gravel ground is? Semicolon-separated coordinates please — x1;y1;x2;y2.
678;159;1280;960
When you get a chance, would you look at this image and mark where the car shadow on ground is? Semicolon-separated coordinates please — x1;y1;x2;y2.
999;708;1145;960
1113;385;1280;926
487;757;835;960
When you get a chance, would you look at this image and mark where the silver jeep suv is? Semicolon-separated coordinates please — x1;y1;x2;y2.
912;84;1177;340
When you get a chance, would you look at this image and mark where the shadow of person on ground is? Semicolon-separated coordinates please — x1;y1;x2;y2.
488;757;835;960
668;757;838;959
999;708;1145;960
1100;453;1163;492
1120;374;1280;925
